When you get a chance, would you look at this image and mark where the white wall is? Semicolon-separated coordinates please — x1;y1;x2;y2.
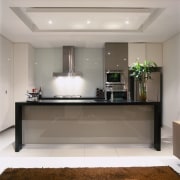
163;33;180;127
28;45;35;89
34;47;104;97
0;0;2;34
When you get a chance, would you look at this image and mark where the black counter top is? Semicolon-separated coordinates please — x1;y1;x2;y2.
16;99;160;105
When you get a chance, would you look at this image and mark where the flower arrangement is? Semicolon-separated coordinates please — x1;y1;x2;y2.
130;60;157;101
130;60;157;82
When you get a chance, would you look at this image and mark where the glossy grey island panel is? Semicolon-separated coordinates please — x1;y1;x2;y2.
15;99;161;152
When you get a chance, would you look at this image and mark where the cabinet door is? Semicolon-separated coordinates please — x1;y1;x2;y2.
105;43;128;71
146;43;163;66
146;72;161;101
0;38;2;126
0;36;14;132
128;43;146;66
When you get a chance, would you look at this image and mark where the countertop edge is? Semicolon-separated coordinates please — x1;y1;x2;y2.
15;100;160;105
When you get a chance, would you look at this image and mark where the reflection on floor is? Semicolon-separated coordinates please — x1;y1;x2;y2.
0;126;179;174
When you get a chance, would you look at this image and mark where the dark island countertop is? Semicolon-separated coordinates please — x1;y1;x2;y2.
16;99;160;105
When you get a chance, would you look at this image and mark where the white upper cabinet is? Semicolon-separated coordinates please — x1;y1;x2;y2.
128;43;146;66
146;43;163;67
128;43;163;67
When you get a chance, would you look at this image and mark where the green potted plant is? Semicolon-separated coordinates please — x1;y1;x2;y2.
129;60;157;101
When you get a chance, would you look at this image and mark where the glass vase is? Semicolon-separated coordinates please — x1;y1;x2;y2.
138;80;147;101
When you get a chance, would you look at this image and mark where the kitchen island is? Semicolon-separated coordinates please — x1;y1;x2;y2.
15;99;161;152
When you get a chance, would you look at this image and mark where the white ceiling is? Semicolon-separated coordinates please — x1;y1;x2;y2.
11;7;159;32
1;0;180;48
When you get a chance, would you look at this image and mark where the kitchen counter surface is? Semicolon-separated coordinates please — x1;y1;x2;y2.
16;99;160;105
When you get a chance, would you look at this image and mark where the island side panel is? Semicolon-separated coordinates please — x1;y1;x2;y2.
15;103;23;152
22;105;154;145
154;103;161;150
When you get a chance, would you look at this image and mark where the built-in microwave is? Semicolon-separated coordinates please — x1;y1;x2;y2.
105;71;124;85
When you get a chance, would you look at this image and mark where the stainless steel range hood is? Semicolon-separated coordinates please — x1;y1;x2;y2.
53;46;82;77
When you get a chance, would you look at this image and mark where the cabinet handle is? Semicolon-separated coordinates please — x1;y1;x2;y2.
5;90;7;94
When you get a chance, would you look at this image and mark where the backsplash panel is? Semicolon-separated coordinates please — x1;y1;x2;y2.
34;47;103;97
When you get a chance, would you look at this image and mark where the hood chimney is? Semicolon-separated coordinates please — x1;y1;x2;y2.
53;46;82;77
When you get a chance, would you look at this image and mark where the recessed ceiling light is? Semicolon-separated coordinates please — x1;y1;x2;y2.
86;20;91;24
48;20;53;25
125;20;129;25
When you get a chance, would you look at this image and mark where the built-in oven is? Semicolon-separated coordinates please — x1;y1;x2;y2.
105;84;127;101
106;90;127;101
